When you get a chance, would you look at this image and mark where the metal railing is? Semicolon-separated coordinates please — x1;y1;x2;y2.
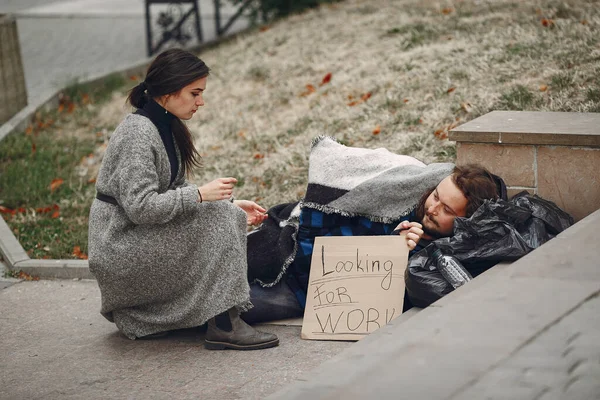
145;0;254;57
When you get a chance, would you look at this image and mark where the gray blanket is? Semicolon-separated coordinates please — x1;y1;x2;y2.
303;136;455;222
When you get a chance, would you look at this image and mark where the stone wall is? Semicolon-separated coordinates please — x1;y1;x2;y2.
0;14;28;124
450;111;600;221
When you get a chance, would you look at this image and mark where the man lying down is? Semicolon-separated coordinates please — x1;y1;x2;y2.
242;136;571;324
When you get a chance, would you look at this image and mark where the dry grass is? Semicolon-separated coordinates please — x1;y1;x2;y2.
185;0;600;209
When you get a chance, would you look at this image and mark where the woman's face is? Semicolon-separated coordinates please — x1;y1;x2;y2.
162;76;207;120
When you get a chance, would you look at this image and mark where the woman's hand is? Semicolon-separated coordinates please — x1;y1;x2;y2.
198;177;237;202
394;221;424;251
234;200;268;225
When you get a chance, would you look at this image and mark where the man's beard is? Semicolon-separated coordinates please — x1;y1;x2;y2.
415;187;444;239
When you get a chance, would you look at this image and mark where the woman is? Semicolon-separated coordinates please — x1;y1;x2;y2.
88;48;278;350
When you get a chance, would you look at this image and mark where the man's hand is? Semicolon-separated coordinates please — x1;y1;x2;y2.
395;221;424;251
198;177;237;202
234;200;268;225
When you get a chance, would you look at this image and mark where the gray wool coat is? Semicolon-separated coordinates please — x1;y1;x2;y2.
88;114;251;339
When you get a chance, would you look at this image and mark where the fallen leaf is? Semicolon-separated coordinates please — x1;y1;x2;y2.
72;246;88;260
441;7;454;14
17;271;39;281
237;130;246;138
17;207;26;214
581;19;588;25
403;99;409;103
72;246;82;257
49;178;64;192
372;125;381;135
300;84;317;97
361;92;372;101
539;84;548;92
320;73;332;86
347;95;354;100
347;101;359;107
541;18;554;27
51;210;60;219
0;206;14;215
31;141;37;154
447;87;456;94
87;177;97;184
57;104;65;113
253;153;265;159
259;25;270;32
67;103;75;113
25;125;33;135
129;75;139;81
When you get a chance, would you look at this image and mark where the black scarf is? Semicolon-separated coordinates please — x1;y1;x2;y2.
136;99;179;184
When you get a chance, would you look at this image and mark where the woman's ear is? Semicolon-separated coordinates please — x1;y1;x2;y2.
157;94;170;109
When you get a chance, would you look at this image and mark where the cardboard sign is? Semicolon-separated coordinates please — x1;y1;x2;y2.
301;235;408;341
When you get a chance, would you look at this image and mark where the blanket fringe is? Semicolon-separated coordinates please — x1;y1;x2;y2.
300;201;416;224
310;135;339;148
254;215;300;288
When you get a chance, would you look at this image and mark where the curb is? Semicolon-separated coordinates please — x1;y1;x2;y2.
0;29;254;280
0;214;92;279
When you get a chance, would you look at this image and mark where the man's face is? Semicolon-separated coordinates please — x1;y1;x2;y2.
420;175;468;239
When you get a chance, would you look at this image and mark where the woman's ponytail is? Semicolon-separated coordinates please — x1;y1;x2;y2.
127;81;149;109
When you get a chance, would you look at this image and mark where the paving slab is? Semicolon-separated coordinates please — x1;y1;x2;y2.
0;280;352;399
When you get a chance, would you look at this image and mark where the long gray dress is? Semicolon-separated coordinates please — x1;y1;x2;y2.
88;114;251;339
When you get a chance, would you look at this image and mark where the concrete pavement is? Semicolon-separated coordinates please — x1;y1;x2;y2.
0;279;351;399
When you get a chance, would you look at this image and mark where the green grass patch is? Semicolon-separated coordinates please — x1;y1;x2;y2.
0;76;128;259
384;22;439;50
64;73;126;104
0;127;96;259
496;85;540;111
550;72;575;91
586;88;600;103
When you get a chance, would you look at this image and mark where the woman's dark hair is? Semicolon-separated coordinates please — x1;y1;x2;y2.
452;164;499;217
127;48;210;174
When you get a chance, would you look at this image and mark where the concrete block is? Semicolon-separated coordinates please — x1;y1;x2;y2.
537;146;600;221
456;142;535;187
450;111;600;147
0;216;29;266
13;259;92;279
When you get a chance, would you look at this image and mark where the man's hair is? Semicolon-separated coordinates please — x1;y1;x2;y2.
452;164;499;217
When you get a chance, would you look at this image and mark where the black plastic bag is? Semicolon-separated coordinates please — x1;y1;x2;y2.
405;192;574;308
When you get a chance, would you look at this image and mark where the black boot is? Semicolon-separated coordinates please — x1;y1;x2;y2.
205;308;279;350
